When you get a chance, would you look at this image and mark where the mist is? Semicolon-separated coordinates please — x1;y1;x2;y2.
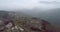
0;0;60;26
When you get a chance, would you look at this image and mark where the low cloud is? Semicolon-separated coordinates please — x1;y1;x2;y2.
39;1;60;4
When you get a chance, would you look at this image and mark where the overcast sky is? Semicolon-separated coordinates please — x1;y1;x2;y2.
0;0;60;11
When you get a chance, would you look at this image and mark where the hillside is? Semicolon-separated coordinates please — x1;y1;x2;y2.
37;8;60;26
0;10;9;19
0;10;32;22
15;8;60;26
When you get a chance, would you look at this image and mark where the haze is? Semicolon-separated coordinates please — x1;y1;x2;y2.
0;0;60;11
0;0;60;26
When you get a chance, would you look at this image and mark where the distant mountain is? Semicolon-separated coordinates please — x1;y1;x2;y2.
37;8;60;26
0;10;9;19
